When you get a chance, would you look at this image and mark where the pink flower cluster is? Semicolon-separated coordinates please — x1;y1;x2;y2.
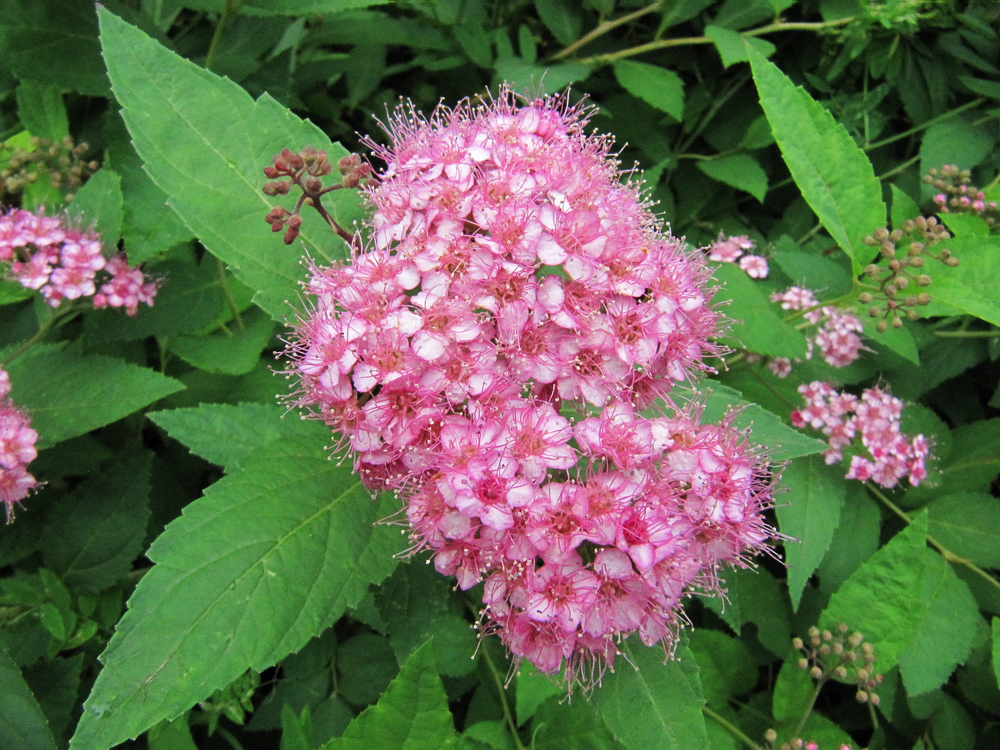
0;368;39;520
288;89;776;683
791;381;928;488
707;234;769;278
769;287;865;374
0;208;158;315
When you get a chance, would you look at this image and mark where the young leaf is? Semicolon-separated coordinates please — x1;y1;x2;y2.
777;456;846;611
320;641;457;749
898;550;981;696
613;61;685;120
98;9;362;319
70;435;404;749
747;46;885;273
593;643;708;749
0;649;57;750
819;511;929;673
4;350;184;448
41;453;152;593
705;24;774;67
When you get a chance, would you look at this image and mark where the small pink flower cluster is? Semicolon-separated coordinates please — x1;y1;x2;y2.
288;89;776;682
769;287;865;375
707;234;769;278
791;381;928;488
0;208;158;315
0;368;39;520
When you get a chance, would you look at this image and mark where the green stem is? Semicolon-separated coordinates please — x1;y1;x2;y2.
866;483;1000;594
203;0;242;73
480;645;527;750
215;256;244;332
549;1;663;61
792;678;826;740
575;17;854;65
0;304;78;368
934;328;1000;338
865;98;986;151
702;705;763;750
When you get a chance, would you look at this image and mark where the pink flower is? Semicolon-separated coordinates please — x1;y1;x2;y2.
285;86;776;685
738;254;769;279
0;368;40;520
771;286;866;368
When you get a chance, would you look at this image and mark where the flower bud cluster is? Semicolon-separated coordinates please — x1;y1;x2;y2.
707;233;769;278
263;146;371;245
791;381;928;487
0;208;158;315
793;624;883;706
286;88;776;684
0;368;39;521
925;164;998;228
860;216;954;330
1;135;99;203
769;287;866;375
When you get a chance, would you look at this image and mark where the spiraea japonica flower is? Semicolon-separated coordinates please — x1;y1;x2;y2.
0;367;39;520
0;207;158;315
283;87;777;686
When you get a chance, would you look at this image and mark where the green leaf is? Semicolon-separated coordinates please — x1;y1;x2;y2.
534;0;582;46
67;168;124;244
320;641;456;749
613;61;685;120
940;212;991;238
771;654;813;723
748;46;885;273
98;10;362;319
898;550;981;695
820;512;929;673
715;566;791;657
150;402;328;471
777;456;846;611
919;115;994;177
927;493;1000;570
0;648;57;750
15;80;69;141
889;184;921;228
0;0;107;96
687;630;757;707
41;453;152;592
701;382;827;461
70;435;404;749
696;154;768;202
712;263;809;360
169;307;276;375
593;643;707;749
336;633;399;707
532;697;616;750
514;664;562;727
992;617;1000;693
4;350;184;448
927;236;1000;327
705;24;774;67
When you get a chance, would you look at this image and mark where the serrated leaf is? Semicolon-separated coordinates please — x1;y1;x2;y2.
321;641;456;749
532;697;616;750
927;236;1000;327
98;10;362;319
820;512;928;673
0;0;107;96
712;263;809;360
150;402;328;471
593;643;707;750
514;663;562;727
613;61;685;120
687;630;757;707
898;550;981;695
696;154;768;202
42;453;152;592
701;382;826;461
67;168;124;244
169;307;276;375
0;648;57;750
777;456;845;611
4;350;184;448
927;493;1000;570
748;47;885;273
70;435;403;749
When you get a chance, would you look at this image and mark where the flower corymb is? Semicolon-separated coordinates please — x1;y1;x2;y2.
283;88;777;686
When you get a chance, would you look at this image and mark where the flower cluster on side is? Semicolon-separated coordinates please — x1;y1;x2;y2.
0;208;158;315
0;368;39;520
707;233;769;279
768;287;865;376
285;89;776;685
925;164;998;229
791;381;928;488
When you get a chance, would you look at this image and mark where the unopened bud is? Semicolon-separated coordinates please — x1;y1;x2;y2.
858;292;873;304
917;275;932;286
876;320;888;333
810;666;823;680
892;317;903;328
